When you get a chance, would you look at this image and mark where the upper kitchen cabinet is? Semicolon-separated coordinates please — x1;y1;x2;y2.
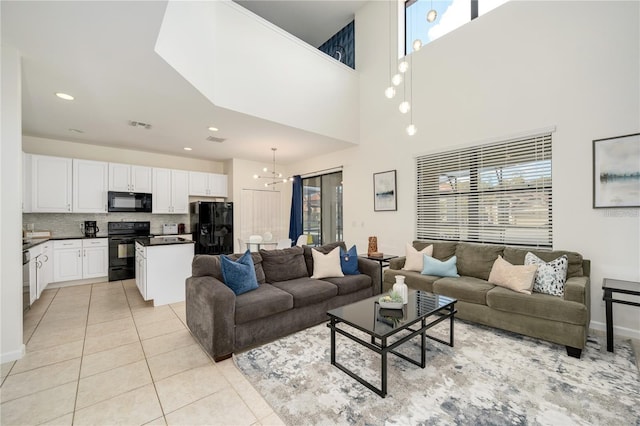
152;168;189;214
189;172;227;197
31;154;73;213
23;153;32;212
109;163;152;193
73;159;108;213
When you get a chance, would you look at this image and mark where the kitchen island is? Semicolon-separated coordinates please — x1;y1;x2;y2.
135;236;195;306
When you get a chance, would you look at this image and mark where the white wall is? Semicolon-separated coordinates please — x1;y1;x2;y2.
155;0;359;144
23;135;224;173
1;43;25;362
292;1;640;338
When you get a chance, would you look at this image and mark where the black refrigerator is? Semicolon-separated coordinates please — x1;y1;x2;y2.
190;201;234;255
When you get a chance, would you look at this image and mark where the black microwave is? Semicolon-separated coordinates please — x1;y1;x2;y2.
107;191;152;213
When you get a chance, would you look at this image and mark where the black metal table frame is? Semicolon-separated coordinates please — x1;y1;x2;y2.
602;278;640;352
328;303;456;398
360;255;398;294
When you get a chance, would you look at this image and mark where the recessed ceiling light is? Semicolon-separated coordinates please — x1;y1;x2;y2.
183;147;193;151
208;126;219;132
68;128;84;133
55;92;74;101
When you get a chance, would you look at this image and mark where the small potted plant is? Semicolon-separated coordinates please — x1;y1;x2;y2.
378;290;404;309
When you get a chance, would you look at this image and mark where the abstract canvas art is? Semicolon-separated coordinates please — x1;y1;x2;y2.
593;133;640;208
374;170;397;211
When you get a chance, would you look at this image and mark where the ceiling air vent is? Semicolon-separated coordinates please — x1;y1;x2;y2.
206;136;226;143
128;120;152;130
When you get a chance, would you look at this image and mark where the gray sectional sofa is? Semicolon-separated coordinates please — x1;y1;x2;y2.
186;242;381;361
383;240;591;357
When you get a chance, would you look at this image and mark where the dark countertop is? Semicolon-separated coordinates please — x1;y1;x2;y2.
22;235;109;251
135;236;195;247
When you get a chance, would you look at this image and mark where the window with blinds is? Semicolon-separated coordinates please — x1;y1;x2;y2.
416;133;553;248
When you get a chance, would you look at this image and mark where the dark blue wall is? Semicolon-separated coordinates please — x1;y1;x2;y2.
318;21;354;69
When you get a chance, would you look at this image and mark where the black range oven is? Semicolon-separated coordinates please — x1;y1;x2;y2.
108;221;151;281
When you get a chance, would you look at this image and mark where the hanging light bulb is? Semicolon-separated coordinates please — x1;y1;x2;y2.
398;60;409;73
399;101;411;114
427;9;437;22
413;39;422;52
384;86;397;99
406;124;417;136
391;73;403;86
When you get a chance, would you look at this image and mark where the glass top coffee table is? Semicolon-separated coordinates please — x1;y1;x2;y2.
327;290;457;398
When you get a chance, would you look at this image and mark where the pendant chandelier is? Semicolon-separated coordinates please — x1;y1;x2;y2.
253;147;291;189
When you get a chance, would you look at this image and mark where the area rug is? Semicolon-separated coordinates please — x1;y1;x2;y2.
234;320;640;425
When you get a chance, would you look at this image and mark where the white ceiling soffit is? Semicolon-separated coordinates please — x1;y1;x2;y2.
234;0;367;48
1;0;361;164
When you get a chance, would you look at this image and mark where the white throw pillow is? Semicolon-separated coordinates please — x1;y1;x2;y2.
311;246;344;279
488;255;538;295
402;243;433;272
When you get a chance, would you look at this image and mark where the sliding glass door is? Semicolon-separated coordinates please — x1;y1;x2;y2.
302;172;342;245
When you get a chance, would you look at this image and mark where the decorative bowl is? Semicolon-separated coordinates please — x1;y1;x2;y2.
378;299;403;309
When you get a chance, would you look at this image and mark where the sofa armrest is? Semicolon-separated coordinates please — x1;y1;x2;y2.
357;258;382;295
564;276;589;306
185;276;236;361
389;257;406;270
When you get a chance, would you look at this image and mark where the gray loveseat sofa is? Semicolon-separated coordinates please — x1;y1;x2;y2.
383;240;590;358
186;242;381;361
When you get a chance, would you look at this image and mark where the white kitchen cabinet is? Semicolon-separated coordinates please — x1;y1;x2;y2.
135;242;147;300
23;153;32;213
109;163;152;193
28;245;41;304
53;240;83;282
73;159;108;213
53;238;108;282
153;168;189;214
135;241;193;306
82;238;108;279
189;172;227;197
31;155;73;213
37;242;53;298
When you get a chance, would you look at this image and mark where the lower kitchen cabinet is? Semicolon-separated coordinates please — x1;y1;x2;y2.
53;238;108;283
135;241;193;306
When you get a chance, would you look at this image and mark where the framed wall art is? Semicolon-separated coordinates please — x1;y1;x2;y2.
373;170;397;211
593;133;640;208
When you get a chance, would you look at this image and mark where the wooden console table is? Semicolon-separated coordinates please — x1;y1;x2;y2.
602;278;640;352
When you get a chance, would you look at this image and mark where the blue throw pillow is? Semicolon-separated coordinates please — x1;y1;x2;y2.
220;250;259;295
340;245;360;275
421;254;460;278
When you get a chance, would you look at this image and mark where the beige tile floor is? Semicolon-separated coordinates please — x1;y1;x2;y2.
0;280;285;426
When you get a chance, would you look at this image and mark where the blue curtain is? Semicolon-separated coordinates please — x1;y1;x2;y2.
288;175;303;245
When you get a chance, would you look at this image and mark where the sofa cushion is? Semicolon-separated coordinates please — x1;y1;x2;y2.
503;247;584;278
340;245;360;275
235;284;294;325
220;251;259;295
486;286;588;325
260;246;308;282
271;278;338;308
421;254;460;277
227;251;266;284
403;243;433;272
385;269;438;293
303;242;346;277
413;240;457;261
323;274;372;295
311;246;344;279
488;255;537;295
455;243;504;280
525;252;568;297
433;276;495;305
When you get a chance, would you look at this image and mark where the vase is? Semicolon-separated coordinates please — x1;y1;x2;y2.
367;236;378;256
393;275;408;304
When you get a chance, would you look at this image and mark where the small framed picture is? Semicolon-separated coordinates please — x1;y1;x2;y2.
373;170;397;211
593;133;640;208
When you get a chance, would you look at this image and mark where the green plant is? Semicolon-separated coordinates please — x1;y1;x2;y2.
379;291;403;303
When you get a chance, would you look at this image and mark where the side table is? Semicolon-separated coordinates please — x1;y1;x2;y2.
602;278;640;352
360;254;398;294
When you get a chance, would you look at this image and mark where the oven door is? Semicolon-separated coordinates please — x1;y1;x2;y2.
108;236;136;281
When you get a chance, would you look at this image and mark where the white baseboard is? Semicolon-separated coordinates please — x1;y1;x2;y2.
1;344;25;364
590;320;640;341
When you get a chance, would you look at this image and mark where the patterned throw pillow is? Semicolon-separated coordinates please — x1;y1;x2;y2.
525;252;569;297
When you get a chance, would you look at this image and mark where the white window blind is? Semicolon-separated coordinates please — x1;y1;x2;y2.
416;133;553;248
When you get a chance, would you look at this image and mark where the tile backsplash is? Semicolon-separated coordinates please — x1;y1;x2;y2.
23;213;190;237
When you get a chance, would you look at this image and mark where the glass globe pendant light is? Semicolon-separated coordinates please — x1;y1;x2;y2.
384;86;397;99
413;39;422;52
399;101;411;114
427;9;437;22
398;60;409;73
406;124;417;136
391;73;403;86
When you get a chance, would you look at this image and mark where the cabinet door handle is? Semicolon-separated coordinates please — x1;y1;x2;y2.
78;250;81;257
84;249;86;257
67;204;71;211
43;255;48;262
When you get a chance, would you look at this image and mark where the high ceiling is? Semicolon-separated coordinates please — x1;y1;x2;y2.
1;1;365;165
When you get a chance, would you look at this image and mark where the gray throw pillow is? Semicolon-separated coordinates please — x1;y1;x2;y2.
525;252;568;297
260;246;308;282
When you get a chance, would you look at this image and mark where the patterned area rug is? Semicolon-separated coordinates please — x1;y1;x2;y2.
235;320;640;425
